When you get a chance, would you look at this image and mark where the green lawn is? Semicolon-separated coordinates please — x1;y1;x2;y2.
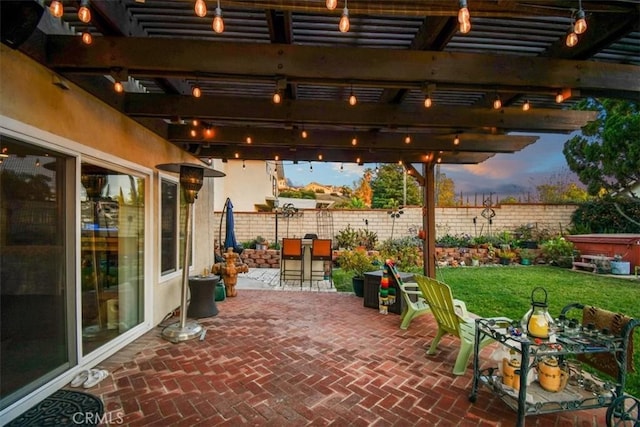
333;265;640;398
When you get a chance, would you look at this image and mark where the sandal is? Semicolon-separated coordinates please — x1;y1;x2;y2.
83;369;109;388
70;370;90;387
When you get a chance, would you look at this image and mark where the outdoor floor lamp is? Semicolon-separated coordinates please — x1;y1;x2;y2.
156;163;225;343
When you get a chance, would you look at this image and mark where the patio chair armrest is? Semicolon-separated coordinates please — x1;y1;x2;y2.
452;298;468;317
399;282;419;290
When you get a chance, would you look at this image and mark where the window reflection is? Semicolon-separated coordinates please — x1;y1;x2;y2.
81;164;144;355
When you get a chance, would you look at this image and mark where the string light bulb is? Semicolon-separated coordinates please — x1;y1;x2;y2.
339;0;350;33
340;163;344;172
318;154;323;161
356;157;361;164
242;160;246;169
493;95;502;110
114;81;124;93
522;100;531;111
192;119;199;126
192;85;202;98
458;0;471;34
309;163;313;172
301;128;308;138
204;127;215;138
574;8;587;34
272;90;282;104
566;25;578;47
326;0;337;10
404;134;411;144
246;136;252;144
454;135;460;145
195;0;207;17
35;158;41;167
212;0;224;33
234;152;239;159
50;1;64;18
190;129;197;137
275;155;279;161
351;137;358;146
348;85;357;106
81;30;93;45
555;91;564;103
424;95;432;108
78;0;91;23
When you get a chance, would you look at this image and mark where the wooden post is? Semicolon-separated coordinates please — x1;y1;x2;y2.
422;162;436;278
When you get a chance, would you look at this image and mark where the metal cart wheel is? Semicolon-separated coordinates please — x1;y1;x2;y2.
606;395;640;427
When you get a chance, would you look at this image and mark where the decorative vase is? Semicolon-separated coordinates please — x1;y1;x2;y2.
352;277;364;297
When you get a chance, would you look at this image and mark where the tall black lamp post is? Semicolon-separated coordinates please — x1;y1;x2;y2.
156;163;224;343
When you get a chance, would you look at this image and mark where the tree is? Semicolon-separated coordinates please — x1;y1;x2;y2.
563;98;640;197
370;164;421;208
353;170;373;207
435;172;457;206
534;170;590;203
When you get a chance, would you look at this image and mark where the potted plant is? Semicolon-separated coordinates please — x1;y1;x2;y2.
470;253;481;266
499;250;517;265
338;249;379;297
540;237;575;268
519;249;536;266
254;236;268;251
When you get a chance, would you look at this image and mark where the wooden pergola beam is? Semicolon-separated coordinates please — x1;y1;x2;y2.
46;36;640;100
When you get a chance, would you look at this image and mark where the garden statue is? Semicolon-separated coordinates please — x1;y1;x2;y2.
212;247;249;297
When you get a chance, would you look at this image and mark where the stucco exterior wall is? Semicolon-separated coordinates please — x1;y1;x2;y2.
0;44;217;327
214;203;578;245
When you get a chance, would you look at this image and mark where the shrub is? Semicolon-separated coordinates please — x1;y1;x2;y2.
540;237;575;267
337;249;381;279
571;196;640;233
378;237;423;269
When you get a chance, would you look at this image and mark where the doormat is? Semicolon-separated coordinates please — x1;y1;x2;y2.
6;389;104;427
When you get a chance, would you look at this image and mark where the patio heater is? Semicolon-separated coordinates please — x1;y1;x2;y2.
156;163;224;343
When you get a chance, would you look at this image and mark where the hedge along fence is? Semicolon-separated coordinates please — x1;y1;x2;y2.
213;203;578;247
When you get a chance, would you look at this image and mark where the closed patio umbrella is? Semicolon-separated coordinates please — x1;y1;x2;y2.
221;198;242;254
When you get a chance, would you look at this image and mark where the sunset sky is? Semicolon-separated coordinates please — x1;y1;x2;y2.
283;132;578;200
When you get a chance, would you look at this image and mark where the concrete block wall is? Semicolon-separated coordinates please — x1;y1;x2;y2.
213;204;577;246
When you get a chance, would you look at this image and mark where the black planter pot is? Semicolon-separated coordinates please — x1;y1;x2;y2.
352;277;365;297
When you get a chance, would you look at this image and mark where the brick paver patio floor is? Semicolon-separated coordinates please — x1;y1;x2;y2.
85;288;607;426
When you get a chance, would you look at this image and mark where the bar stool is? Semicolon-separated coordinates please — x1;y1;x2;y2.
310;239;333;288
280;238;304;287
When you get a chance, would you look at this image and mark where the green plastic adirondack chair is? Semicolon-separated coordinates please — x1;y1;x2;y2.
398;281;431;330
415;275;497;375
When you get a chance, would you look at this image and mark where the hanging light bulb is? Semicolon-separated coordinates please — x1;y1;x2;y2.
340;163;344;172
339;0;350;33
375;164;379;173
404;134;411;144
81;30;93;45
78;0;91;23
458;0;471;34
351;137;357;146
190;129;197;137
301;128;308;138
192;119;199;126
454;135;460;145
274;155;279;161
437;157;442;163
348;85;357;106
574;8;587;35
35;158;41;167
356;157;361;164
246;136;252;144
522;99;531;111
309;163;313;172
207;158;213;165
192;85;202;98
555;91;564;103
50;1;64;18
114;81;124;93
212;0;224;33
493;95;502;110
326;0;337;10
398;160;403;166
424;95;432;108
242;160;246;169
318;154;323;161
234;152;239;159
194;0;207;17
204;127;215;138
566;25;578;47
272;90;282;104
